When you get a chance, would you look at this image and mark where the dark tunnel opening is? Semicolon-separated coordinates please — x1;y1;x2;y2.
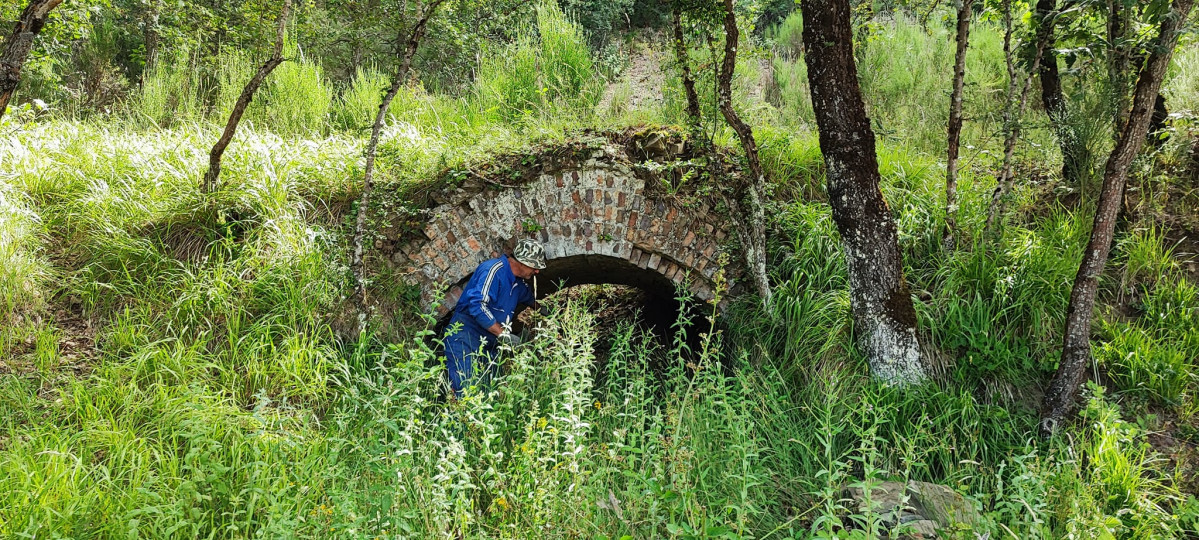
433;254;709;369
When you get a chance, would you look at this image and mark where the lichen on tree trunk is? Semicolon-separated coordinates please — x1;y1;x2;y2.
0;0;64;122
716;0;772;313
799;0;927;385
1040;0;1195;436
944;0;971;249
202;0;292;195
350;0;447;326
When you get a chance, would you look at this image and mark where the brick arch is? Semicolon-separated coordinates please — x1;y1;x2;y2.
376;135;740;317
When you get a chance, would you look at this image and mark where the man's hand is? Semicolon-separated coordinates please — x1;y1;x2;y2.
497;332;521;348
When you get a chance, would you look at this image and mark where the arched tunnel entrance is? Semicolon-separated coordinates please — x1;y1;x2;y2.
434;254;708;361
368;130;746;366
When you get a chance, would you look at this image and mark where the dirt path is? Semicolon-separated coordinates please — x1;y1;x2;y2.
598;35;668;114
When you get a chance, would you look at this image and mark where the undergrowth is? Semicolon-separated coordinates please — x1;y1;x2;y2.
3;4;1199;539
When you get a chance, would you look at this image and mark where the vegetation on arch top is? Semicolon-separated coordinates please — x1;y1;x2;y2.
389;125;737;210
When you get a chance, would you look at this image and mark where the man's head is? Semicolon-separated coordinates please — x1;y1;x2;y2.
509;239;546;279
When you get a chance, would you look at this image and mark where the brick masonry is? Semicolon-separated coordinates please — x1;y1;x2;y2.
381;143;736;315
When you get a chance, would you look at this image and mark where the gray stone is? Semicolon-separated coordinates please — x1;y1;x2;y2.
841;481;981;538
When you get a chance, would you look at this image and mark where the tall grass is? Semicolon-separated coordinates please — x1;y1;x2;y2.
3;8;1198;538
0;182;49;320
331;65;389;132
215;43;333;137
477;1;602;120
138;47;206;127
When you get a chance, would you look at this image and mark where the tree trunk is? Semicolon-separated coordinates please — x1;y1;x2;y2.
944;0;971;249
1040;0;1195;436
0;0;64;122
1107;0;1131;136
799;0;928;385
671;8;702;136
142;0;162;83
202;0;292;195
351;0;446;320
1035;0;1085;185
985;1;1048;235
717;0;772;312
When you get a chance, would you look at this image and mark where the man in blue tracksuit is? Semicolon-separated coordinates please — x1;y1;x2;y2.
444;239;548;397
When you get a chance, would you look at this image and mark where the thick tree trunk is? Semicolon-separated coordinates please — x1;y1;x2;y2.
202;0;291;195
351;0;445;319
1040;0;1195;436
944;0;971;249
799;0;927;385
1036;0;1085;185
0;0;64;121
717;0;772;312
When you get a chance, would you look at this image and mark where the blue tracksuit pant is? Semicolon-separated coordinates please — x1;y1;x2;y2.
443;314;498;397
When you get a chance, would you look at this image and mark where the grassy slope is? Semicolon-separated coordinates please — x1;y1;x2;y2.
2;9;1199;539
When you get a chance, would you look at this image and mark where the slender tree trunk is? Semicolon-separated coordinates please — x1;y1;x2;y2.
202;0;291;195
1041;0;1195;436
944;0;971;249
1036;0;1085;185
918;0;943;32
1107;0;1131;136
0;0;64;121
142;0;162;84
351;0;446;320
671;8;702;136
985;3;1048;235
716;0;772;312
799;0;928;385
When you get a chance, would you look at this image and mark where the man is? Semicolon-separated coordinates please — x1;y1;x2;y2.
443;238;548;397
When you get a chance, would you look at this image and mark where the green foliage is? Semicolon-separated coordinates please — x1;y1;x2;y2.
261;49;334;137
0;184;49;320
559;0;635;47
331;65;388;132
477;1;602;120
214;42;333;136
138;47;206;127
4;3;1199;538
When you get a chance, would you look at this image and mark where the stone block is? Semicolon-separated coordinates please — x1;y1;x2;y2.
647;253;662;270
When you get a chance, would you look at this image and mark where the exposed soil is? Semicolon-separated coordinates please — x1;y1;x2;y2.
598;33;667;114
0;305;98;395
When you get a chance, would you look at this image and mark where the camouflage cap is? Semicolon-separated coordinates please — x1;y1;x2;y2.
513;239;547;270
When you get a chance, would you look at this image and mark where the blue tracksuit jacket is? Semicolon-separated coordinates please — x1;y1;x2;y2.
443;256;535;395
